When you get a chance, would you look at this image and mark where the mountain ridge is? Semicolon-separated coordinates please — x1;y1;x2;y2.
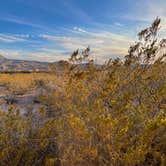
0;55;50;71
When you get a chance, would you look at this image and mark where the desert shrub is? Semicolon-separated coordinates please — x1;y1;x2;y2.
0;18;165;166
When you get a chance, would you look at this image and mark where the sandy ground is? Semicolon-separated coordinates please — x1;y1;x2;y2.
0;85;41;113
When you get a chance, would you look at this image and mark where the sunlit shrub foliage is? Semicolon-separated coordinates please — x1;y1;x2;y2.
0;18;165;166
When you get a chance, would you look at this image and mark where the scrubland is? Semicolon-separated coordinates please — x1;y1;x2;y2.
0;18;165;166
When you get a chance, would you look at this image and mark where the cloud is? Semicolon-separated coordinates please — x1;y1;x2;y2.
73;27;88;33
0;49;22;58
121;0;166;43
1;0;166;64
0;15;57;32
40;28;133;63
124;0;166;25
0;27;133;63
0;48;69;62
0;34;27;43
114;22;123;27
27;52;68;62
0;15;39;28
62;0;92;22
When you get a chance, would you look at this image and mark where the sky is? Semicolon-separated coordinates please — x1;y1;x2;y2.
0;0;166;63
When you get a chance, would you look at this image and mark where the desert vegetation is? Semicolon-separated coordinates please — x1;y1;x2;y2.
0;18;165;166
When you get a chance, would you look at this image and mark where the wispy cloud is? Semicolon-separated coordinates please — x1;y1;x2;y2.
124;0;166;24
1;0;166;64
0;48;68;62
40;27;133;63
113;22;124;27
0;49;22;58
0;15;39;28
0;15;57;32
0;26;133;63
73;27;88;33
0;34;27;43
61;0;92;22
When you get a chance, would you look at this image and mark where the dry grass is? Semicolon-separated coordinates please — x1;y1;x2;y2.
0;73;59;91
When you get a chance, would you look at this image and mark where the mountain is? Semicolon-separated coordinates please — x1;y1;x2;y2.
0;55;101;72
0;55;7;61
0;55;49;72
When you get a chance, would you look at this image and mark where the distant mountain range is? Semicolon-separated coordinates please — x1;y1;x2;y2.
0;55;49;72
0;55;102;72
0;55;78;73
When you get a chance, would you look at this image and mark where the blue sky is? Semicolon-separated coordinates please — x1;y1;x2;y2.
0;0;166;63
